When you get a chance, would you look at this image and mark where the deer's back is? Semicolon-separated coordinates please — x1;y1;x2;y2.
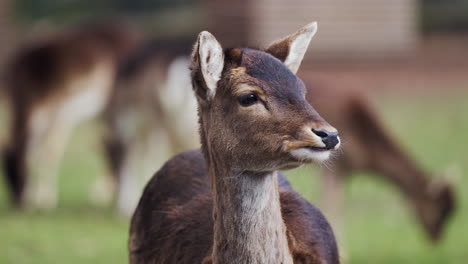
4;24;138;112
129;149;338;264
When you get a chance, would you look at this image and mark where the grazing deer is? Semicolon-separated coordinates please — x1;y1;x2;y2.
304;84;455;241
1;22;140;209
129;23;341;263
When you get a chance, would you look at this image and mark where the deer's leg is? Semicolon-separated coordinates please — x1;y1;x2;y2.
90;131;125;207
104;110;144;216
116;125;170;216
100;110;139;215
23;109;72;209
2;146;26;206
2;110;29;207
320;166;346;253
115;140;141;216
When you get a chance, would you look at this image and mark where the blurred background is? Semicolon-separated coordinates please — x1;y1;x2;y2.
0;0;467;263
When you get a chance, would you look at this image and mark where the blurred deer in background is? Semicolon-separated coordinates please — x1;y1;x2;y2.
103;37;198;214
304;83;455;241
1;22;140;209
107;38;454;239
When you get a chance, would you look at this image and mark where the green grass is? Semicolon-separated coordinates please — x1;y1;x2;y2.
1;91;467;263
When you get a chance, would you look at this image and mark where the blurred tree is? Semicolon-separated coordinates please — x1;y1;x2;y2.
11;0;202;38
14;0;198;24
0;0;16;70
422;0;468;32
14;0;114;24
114;0;190;13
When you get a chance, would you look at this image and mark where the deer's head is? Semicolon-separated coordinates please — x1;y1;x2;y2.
191;22;340;171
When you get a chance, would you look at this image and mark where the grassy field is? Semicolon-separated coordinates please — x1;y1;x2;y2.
0;91;467;263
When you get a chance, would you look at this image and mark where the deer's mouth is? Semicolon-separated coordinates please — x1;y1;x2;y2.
305;146;329;152
282;139;334;163
288;147;331;163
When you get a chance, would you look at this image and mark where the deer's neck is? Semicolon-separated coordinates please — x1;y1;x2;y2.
209;162;293;264
374;146;430;200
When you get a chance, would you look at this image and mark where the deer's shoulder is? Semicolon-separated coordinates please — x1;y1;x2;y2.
139;149;210;207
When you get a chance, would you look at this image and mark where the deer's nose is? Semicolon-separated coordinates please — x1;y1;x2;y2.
312;129;340;150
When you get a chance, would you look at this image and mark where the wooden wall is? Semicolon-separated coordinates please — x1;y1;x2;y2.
204;0;251;47
205;0;419;60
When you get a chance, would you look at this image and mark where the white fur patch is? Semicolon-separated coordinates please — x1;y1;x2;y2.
59;64;113;124
284;22;318;74
334;137;341;150
290;148;331;163
161;57;192;110
161;57;200;148
198;31;224;99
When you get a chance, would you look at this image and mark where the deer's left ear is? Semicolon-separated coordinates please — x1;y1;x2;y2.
191;31;224;101
265;22;317;74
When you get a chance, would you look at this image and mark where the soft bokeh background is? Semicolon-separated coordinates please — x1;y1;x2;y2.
0;0;467;263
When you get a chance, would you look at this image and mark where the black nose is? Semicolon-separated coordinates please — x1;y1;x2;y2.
312;129;339;149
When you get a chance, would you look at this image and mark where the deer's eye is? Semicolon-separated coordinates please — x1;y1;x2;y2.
238;93;259;107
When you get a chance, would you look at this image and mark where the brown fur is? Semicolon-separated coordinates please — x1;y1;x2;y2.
130;150;338;264
130;30;340;264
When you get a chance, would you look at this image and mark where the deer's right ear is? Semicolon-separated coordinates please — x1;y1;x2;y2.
191;31;224;101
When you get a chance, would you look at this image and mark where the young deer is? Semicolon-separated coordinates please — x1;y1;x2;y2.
129;23;341;263
109;39;454;239
1;22;140;209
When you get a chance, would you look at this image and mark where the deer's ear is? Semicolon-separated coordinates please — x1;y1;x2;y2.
265;22;317;74
191;31;224;101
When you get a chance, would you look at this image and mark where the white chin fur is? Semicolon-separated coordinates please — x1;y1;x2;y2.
290;148;331;163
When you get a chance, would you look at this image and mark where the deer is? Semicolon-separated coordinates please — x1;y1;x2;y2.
129;22;342;264
107;39;454;240
1;22;140;209
103;37;198;214
304;83;455;241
